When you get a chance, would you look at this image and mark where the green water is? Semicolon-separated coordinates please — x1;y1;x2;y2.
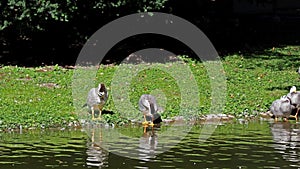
1;120;300;169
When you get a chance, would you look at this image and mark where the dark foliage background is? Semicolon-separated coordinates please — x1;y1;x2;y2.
1;0;300;66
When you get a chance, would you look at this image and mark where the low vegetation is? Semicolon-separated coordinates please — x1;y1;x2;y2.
0;46;299;130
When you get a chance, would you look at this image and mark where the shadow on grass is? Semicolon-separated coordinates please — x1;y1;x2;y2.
267;86;295;92
102;110;114;115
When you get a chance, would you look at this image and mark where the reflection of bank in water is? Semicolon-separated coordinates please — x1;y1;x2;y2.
270;122;300;166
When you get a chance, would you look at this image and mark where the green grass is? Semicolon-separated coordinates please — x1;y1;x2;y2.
0;65;76;130
0;46;300;130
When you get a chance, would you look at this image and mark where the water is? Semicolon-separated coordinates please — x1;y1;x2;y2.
1;120;300;169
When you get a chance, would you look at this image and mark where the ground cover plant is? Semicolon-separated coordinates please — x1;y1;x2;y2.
0;46;299;130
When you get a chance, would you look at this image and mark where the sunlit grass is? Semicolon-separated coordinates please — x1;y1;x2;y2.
0;65;76;130
1;46;300;130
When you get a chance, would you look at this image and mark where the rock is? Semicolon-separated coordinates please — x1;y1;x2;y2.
259;111;273;118
173;116;184;121
162;119;174;123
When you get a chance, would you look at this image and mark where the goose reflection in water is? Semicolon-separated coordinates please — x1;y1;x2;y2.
138;126;159;162
86;126;109;168
270;122;300;166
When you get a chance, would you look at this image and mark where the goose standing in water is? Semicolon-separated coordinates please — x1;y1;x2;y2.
287;86;300;120
270;95;294;122
138;94;162;126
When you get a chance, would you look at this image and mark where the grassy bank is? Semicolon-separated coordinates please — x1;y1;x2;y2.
0;46;299;130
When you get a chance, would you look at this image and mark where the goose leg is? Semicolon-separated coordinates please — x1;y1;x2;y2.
290;108;299;121
149;115;154;127
91;107;95;120
295;108;299;121
96;106;102;120
142;114;148;125
96;110;102;120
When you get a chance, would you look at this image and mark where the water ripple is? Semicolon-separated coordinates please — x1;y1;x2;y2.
1;121;300;168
